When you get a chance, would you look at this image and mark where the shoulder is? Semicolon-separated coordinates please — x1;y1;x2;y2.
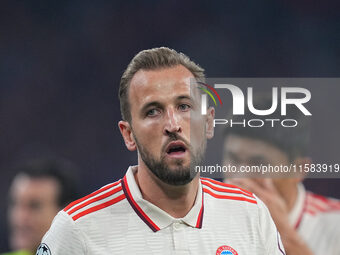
302;191;340;230
200;178;276;229
39;210;87;253
40;180;127;253
305;191;340;216
63;179;126;222
298;192;340;253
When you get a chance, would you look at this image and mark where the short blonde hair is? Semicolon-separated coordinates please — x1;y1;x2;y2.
119;47;205;122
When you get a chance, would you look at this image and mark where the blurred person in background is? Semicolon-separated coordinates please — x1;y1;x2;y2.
3;159;78;255
222;96;340;255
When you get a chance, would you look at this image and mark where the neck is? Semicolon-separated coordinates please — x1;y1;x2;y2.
135;161;199;218
279;183;299;213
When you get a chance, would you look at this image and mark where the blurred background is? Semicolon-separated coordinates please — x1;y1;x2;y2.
1;0;340;251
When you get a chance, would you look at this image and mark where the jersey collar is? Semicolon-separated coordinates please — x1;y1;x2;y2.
121;166;204;232
289;183;306;229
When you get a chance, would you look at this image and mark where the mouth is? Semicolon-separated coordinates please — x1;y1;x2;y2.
165;141;187;158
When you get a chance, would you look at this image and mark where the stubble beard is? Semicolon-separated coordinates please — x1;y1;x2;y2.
133;133;206;186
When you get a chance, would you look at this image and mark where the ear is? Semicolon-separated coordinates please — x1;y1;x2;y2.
292;156;312;183
118;121;137;151
205;107;215;139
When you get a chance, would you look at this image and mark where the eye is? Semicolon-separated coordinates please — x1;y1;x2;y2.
178;104;191;111
28;200;43;211
146;108;161;117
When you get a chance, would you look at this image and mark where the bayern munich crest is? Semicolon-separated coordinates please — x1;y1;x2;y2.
36;243;52;255
216;245;238;255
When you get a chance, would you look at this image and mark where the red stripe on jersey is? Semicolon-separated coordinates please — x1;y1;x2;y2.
308;200;328;212
203;188;257;204
201;177;254;197
195;190;204;228
201;180;254;199
306;193;340;214
306;204;340;214
72;194;126;221
329;203;340;210
308;192;340;212
308;193;329;203
330;202;340;209
64;180;121;212
67;186;123;215
305;209;316;216
122;176;160;232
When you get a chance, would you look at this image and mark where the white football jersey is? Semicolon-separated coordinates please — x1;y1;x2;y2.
38;166;285;255
289;184;340;254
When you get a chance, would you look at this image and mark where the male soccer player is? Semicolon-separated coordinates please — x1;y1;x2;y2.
223;97;340;254
4;159;77;255
38;47;285;254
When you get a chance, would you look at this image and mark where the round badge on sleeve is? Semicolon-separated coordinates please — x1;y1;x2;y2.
36;243;52;255
216;245;238;255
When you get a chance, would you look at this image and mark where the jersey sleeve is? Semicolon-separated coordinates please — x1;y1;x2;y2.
256;195;286;255
36;211;86;254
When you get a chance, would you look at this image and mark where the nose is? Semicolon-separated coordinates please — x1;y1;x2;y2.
163;108;182;135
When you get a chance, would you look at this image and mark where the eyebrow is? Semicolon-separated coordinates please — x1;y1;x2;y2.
176;95;193;101
247;156;269;165
226;151;241;162
141;95;194;111
226;151;269;165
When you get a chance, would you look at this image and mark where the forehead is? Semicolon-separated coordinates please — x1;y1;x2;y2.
224;134;288;162
128;65;198;105
10;175;59;201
